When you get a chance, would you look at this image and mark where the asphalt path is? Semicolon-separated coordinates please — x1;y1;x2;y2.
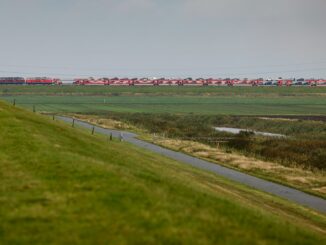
57;116;326;214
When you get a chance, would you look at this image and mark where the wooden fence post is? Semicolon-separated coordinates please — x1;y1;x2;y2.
72;119;75;127
119;133;123;142
92;126;95;135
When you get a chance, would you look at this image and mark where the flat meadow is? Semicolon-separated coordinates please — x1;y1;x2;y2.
0;85;326;115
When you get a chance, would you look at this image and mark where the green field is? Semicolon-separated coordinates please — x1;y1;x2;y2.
1;84;326;95
1;85;325;115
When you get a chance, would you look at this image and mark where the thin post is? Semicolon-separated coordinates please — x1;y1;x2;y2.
119;133;123;142
92;126;95;135
110;133;113;141
33;105;35;113
52;114;55;120
72;119;75;127
13;99;16;106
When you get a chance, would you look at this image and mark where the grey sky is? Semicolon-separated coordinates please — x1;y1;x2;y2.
0;0;325;78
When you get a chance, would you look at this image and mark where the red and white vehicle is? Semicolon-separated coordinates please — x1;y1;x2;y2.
170;78;183;86
232;78;251;86
195;78;207;86
151;78;161;86
158;78;178;86
73;78;107;85
284;79;294;86
22;76;325;86
26;77;62;85
134;78;154;86
182;78;204;86
315;79;326;86
207;78;224;86
0;77;25;85
109;78;132;86
220;78;234;86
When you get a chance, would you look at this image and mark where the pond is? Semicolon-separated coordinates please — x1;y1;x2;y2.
214;127;285;137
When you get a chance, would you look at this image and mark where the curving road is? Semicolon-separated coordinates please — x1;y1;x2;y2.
57;116;326;214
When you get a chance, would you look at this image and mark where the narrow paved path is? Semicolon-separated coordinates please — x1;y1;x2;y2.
57;116;326;214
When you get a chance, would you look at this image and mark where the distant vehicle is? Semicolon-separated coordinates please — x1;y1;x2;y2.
26;77;62;85
2;76;326;86
109;78;131;86
73;78;106;85
263;81;276;86
292;81;308;86
0;77;25;85
134;78;154;86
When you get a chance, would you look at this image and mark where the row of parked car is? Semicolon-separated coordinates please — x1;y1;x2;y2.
1;77;326;86
72;77;326;86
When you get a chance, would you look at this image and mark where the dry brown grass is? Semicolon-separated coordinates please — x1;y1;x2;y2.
258;117;299;121
72;114;139;131
151;137;326;197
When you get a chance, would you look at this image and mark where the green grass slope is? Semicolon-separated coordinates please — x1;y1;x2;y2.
0;101;325;244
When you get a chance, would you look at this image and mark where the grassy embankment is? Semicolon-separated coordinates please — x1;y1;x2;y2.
0;101;326;244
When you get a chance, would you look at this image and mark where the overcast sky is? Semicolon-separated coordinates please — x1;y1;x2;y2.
0;0;325;78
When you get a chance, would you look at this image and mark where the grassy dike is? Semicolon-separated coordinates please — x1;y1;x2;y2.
0;101;325;244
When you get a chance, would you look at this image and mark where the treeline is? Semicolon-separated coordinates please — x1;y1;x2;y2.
98;113;326;170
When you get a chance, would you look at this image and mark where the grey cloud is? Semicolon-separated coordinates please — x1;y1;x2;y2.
0;0;325;78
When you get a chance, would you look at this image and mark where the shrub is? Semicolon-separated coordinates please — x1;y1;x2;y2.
104;112;326;170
